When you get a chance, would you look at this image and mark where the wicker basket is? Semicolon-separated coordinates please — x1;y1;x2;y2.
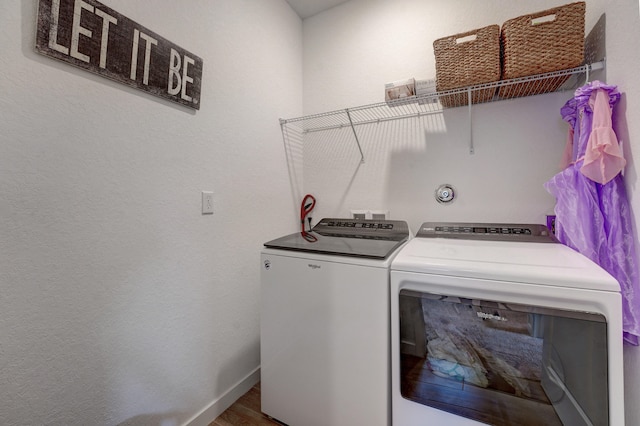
499;2;585;99
434;25;500;108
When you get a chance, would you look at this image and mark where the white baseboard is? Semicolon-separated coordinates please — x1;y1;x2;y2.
182;366;261;426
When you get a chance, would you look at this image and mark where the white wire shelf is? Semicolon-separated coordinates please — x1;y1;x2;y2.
280;61;605;158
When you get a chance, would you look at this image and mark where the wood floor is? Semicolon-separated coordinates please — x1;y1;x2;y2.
210;383;283;426
401;354;562;426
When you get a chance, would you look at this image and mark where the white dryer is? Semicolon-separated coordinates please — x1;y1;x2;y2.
261;218;410;426
390;222;624;426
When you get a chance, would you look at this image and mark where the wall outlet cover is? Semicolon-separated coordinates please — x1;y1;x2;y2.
350;210;368;220
369;210;389;220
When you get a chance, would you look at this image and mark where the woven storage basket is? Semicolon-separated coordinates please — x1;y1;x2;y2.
499;1;585;99
434;25;500;108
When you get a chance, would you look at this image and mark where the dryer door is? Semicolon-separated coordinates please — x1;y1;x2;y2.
397;289;609;426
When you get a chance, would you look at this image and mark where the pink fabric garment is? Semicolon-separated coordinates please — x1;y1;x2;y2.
580;88;626;183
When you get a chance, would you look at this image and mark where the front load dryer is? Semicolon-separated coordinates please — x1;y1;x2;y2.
390;222;624;426
260;218;410;426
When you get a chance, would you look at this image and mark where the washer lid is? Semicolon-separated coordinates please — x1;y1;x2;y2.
264;218;410;259
391;237;619;292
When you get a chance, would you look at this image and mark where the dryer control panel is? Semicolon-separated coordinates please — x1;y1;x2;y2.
417;222;556;243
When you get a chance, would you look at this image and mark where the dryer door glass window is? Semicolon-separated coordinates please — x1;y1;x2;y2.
398;290;609;426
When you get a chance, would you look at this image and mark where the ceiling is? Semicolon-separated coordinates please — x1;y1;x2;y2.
286;0;351;19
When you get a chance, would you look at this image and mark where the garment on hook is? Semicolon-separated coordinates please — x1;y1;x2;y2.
545;80;640;345
580;84;626;183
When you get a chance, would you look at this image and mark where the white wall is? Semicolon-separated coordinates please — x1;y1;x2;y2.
301;0;605;227
0;1;301;425
301;0;640;424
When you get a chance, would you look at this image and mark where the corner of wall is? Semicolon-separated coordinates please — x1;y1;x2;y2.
182;367;261;426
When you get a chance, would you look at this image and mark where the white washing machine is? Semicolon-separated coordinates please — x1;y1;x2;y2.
260;218;410;426
390;222;624;426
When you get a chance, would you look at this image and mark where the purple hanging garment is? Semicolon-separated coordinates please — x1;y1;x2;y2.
545;80;640;345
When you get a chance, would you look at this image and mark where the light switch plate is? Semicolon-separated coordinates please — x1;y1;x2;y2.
202;191;214;214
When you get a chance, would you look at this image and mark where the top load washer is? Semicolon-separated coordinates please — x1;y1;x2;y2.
261;218;410;426
390;222;624;426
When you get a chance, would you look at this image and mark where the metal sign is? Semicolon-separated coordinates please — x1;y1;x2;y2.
36;0;203;110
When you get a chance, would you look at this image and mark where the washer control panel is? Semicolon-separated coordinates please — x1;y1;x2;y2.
319;220;394;230
315;218;409;240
